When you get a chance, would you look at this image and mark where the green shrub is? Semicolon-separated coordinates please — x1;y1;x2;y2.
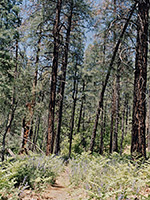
69;152;150;200
0;154;64;199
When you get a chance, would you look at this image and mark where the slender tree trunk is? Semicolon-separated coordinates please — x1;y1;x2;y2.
89;3;136;154
148;89;150;152
77;80;85;133
2;104;17;162
54;2;73;154
69;67;78;158
131;1;149;159
120;102;125;155
125;96;129;136
110;81;116;154
113;64;120;152
99;103;106;155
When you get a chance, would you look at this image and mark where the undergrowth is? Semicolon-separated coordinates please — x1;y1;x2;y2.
69;152;150;200
0;154;64;200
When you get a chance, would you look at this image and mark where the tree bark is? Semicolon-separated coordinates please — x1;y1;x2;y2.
89;2;137;154
120;102;125;155
113;64;120;153
46;0;62;155
99;103;106;155
69;65;78;158
110;80;116;154
54;2;73;154
148;89;150;152
77;80;85;133
131;1;149;159
125;95;129;136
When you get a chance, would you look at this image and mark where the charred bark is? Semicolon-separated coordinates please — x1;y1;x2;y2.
131;1;149;158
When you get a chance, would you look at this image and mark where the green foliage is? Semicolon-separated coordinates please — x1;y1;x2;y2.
69;152;150;199
0;154;64;199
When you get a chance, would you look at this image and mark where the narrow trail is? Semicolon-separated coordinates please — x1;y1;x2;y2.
21;167;88;200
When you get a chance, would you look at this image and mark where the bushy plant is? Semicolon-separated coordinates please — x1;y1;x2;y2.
69;152;150;199
0;154;64;199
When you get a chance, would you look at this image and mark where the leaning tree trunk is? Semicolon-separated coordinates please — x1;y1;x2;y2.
46;0;62;155
131;0;149;159
54;2;73;154
89;3;136;154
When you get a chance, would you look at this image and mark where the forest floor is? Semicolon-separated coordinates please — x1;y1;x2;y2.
20;167;88;200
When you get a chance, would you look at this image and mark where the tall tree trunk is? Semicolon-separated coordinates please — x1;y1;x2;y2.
69;66;78;158
125;95;129;136
120;102;125;155
113;64;120;152
77;80;85;133
99;103;106;155
46;0;62;155
54;2;73;154
89;3;136;154
110;80;116;154
148;89;150;152
131;1;149;159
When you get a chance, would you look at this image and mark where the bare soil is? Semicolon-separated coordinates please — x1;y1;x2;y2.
20;167;88;200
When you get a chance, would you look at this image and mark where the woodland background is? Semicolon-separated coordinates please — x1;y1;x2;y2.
0;0;150;199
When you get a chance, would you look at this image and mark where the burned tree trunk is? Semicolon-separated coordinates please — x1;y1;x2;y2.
131;0;149;158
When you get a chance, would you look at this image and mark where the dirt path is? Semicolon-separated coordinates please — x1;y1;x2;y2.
21;167;88;200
